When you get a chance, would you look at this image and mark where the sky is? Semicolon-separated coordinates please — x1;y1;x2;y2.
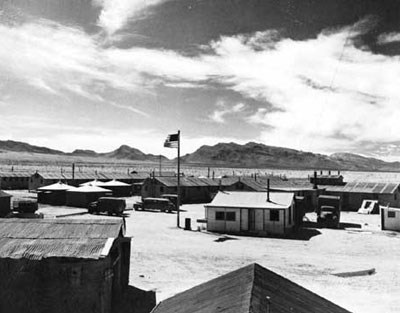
1;0;400;160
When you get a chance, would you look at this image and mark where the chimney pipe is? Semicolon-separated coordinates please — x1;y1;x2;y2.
266;296;271;313
212;171;215;180
72;163;75;180
267;179;270;202
328;170;331;175
338;170;341;175
320;170;323;175
313;171;318;189
255;173;257;181
207;167;210;178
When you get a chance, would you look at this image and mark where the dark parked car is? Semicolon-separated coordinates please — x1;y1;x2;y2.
88;197;126;215
316;195;341;228
134;197;175;213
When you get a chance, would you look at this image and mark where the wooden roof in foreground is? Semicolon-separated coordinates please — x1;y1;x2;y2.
151;263;351;313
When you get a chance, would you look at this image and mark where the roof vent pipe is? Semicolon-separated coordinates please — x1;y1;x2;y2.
267;179;270;202
266;296;271;313
313;171;318;189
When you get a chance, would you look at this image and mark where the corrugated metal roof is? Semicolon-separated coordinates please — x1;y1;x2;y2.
325;181;399;194
0;219;125;260
0;171;32;178
0;219;124;239
151;263;351;313
155;176;222;187
206;191;294;209
0;238;111;260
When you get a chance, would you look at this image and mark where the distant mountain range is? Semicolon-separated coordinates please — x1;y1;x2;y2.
1;139;400;171
180;142;400;171
0;140;167;163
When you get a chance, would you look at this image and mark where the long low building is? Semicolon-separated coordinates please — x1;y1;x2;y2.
205;191;296;236
325;181;400;211
0;170;32;190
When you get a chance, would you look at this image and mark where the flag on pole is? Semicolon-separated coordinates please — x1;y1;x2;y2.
164;133;179;148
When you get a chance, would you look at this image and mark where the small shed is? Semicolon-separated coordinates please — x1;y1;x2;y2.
205;191;295;236
37;181;76;205
0;190;12;217
66;185;112;208
381;206;400;232
151;263;351;313
0;218;134;313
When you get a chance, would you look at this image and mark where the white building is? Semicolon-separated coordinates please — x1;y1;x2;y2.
381;206;400;232
205;191;295;236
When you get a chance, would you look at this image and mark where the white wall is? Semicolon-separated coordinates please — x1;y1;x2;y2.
206;206;291;235
206;207;241;233
382;208;400;231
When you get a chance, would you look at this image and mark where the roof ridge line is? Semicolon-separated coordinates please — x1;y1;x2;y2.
249;263;256;313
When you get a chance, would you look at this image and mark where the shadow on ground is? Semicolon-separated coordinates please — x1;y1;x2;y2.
302;221;362;229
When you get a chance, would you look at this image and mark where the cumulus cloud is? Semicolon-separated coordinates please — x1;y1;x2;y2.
93;0;170;35
209;100;247;123
2;16;400;159
377;32;400;45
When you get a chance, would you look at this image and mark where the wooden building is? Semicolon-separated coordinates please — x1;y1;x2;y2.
29;172;68;191
0;171;31;190
66;185;112;208
151;263;351;313
205;191;295;236
0;218;154;313
309;171;345;186
37;182;76;205
141;177;225;204
381;206;400;232
231;177;322;213
325;182;400;211
0;190;12;217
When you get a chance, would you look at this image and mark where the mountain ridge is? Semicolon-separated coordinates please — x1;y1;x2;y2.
1;139;400;171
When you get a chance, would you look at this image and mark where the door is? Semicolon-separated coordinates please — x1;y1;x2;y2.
248;209;256;231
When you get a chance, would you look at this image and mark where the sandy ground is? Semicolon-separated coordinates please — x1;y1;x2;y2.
6;191;400;312
123;198;400;313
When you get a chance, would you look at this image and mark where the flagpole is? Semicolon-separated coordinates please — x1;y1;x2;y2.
177;130;181;228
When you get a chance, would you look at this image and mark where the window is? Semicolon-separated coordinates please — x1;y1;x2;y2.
270;210;280;221
388;211;396;218
226;212;236;221
216;211;225;220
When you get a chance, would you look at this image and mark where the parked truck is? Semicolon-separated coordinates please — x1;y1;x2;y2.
88;197;126;216
316;195;341;228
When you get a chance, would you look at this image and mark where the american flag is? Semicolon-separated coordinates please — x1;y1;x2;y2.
164;133;179;148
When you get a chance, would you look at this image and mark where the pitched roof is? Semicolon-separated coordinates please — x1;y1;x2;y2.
0;190;12;198
205;191;294;209
0;219;125;260
325;181;399;194
99;179;131;187
151;263;351;313
67;184;112;193
37;181;76;191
